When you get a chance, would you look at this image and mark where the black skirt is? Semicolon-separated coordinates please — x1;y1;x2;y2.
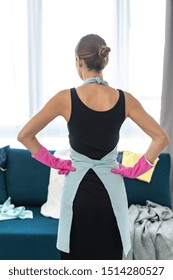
60;169;123;260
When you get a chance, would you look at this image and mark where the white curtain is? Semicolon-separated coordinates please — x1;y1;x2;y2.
0;0;29;140
160;0;173;205
27;0;43;116
114;0;130;90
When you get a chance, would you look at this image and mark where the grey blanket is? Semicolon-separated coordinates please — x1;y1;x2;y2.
125;200;173;260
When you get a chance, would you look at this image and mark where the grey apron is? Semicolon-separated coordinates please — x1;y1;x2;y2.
57;146;131;257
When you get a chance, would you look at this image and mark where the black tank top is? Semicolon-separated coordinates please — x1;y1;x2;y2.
67;88;125;160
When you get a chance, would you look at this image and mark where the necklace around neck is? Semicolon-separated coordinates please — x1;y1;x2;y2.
83;76;108;86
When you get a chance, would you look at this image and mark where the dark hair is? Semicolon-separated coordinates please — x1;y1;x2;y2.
75;34;111;71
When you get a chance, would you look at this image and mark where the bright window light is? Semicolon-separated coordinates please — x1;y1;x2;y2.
0;0;29;126
119;0;166;152
0;0;166;151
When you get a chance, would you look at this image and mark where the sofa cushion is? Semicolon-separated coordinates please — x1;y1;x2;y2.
0;207;60;260
0;145;10;170
41;149;69;219
6;148;51;206
0;145;9;204
117;152;171;208
0;171;7;204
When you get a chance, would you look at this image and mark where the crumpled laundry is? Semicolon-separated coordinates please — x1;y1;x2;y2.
0;197;33;221
125;200;173;260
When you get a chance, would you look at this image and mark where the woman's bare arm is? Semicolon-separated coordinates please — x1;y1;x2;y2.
17;90;70;154
125;92;170;164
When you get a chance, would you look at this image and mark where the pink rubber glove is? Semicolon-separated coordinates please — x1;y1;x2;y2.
32;146;76;175
111;155;154;178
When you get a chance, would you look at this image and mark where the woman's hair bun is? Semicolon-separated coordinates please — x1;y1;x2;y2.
98;46;111;58
75;34;111;71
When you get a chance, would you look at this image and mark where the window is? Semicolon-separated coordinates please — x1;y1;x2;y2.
0;0;166;152
33;0;119;149
0;0;29;136
119;0;166;152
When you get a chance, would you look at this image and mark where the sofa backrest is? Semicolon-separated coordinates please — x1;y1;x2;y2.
0;145;9;204
6;148;52;206
1;147;171;209
0;169;7;204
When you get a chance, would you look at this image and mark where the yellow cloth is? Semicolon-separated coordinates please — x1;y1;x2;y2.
122;151;159;183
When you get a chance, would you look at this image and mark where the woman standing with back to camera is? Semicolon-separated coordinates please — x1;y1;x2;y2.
18;34;169;260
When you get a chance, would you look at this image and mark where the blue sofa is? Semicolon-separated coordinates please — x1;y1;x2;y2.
0;146;59;260
0;146;172;260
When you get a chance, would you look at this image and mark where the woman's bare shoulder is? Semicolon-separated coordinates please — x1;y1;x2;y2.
123;91;143;118
54;89;72;121
55;89;70;99
123;91;138;103
49;89;70;104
